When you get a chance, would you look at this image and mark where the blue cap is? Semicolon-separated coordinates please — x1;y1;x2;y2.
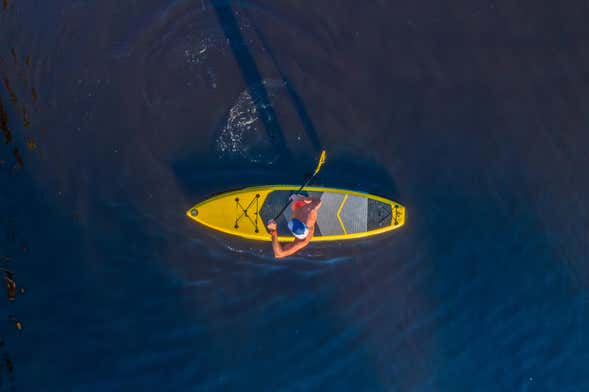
288;218;309;239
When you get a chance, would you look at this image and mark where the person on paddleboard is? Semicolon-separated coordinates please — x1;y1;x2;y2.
266;193;323;258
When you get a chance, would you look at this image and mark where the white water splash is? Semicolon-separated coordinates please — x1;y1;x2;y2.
217;90;258;154
215;79;286;163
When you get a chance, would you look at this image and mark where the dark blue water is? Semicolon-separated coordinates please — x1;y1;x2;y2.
1;0;588;390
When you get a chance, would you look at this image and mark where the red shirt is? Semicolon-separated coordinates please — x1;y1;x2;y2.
292;200;307;211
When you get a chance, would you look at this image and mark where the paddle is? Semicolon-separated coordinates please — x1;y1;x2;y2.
273;149;327;221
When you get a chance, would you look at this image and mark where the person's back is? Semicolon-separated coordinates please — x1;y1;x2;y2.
266;194;322;258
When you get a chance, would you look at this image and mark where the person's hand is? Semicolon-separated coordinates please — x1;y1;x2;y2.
266;219;277;232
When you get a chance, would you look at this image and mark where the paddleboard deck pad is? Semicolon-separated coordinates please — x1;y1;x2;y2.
186;186;405;242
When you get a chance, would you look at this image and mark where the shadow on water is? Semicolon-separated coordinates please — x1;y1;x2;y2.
172;146;398;210
211;1;293;163
172;156;300;200
317;149;399;200
242;7;323;153
207;2;398;192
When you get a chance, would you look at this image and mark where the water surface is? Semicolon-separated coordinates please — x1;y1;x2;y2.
0;0;588;390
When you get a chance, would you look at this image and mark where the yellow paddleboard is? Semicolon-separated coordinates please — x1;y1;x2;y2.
186;185;405;242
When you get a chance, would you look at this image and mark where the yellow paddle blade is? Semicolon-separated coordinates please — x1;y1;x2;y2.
313;150;327;176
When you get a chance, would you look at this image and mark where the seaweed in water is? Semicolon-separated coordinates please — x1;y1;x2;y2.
4;272;16;301
12;148;23;167
2;352;16;391
21;105;29;127
8;316;22;333
0;97;11;144
26;138;36;150
5;355;13;373
2;78;17;103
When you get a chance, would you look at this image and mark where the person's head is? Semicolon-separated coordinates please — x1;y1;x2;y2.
288;218;308;239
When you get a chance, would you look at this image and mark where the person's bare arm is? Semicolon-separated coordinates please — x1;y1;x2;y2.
267;218;312;259
271;236;310;259
308;198;322;210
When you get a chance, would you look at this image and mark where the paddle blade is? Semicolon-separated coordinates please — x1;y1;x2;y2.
313;150;327;176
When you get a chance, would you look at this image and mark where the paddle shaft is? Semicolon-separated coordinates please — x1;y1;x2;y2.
271;149;326;221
